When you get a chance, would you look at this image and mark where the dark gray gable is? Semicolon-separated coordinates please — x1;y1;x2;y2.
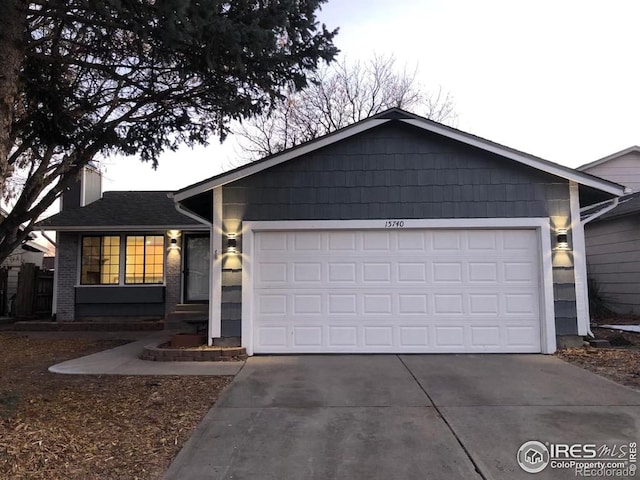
223;121;570;221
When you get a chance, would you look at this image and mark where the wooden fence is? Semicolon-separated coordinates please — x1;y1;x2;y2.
0;267;7;316
14;264;53;318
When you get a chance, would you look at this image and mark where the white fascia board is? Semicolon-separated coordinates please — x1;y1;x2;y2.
173;118;391;202
47;224;210;232
402;119;625;196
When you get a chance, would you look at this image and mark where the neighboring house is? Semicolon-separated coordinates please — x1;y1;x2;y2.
578;147;640;315
1;208;50;316
39;108;625;354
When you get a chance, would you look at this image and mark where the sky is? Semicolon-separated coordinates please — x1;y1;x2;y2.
101;0;640;193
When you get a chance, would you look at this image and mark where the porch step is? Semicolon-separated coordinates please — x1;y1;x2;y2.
166;303;209;332
172;303;209;312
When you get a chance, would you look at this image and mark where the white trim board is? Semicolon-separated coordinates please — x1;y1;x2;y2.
209;187;223;342
240;218;557;355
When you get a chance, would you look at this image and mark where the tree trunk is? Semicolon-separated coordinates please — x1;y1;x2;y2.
0;0;26;193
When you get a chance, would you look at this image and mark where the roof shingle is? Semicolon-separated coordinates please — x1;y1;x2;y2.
37;191;204;230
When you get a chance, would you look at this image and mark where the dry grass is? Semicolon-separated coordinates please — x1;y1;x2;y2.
557;325;640;391
0;333;232;479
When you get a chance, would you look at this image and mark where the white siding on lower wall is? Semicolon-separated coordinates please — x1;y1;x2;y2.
250;228;543;354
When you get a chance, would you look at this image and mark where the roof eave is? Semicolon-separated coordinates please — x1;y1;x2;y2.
38;224;209;232
401;119;626;196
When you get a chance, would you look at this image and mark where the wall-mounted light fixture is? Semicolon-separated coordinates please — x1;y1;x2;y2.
226;234;238;253
556;228;569;250
167;230;181;250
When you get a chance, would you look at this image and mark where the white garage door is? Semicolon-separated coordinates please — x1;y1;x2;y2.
252;229;542;353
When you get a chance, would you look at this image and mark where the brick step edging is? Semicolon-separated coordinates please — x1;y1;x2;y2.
140;343;247;362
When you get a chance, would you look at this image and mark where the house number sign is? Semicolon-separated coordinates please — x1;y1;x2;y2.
384;220;405;228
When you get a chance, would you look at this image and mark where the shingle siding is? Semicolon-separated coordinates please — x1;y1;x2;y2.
220;121;578;338
224;124;564;222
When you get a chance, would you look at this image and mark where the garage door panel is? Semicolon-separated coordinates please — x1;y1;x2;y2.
362;231;392;250
467;230;498;250
328;231;357;250
398;263;428;282
253;229;542;353
399;326;429;346
364;326;394;346
468;263;498;282
433;231;461;250
293;231;322;251
293;326;322;346
293;263;322;283
433;262;463;282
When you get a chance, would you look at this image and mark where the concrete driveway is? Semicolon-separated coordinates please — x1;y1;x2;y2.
165;355;640;480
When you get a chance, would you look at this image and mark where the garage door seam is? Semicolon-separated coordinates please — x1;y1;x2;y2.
397;355;487;480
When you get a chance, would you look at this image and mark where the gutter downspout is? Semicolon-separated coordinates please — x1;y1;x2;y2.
171;197;216;346
578;197;620;337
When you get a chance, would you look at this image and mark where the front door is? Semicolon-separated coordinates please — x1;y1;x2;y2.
184;235;210;302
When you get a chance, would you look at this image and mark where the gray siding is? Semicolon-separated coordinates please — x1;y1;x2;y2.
220;121;578;337
586;216;640;314
582;151;640;193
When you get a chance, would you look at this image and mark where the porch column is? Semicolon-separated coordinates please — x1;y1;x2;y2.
208;186;223;344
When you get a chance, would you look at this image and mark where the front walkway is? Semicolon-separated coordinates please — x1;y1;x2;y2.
49;332;244;376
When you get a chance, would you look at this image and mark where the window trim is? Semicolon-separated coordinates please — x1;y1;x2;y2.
77;233;166;287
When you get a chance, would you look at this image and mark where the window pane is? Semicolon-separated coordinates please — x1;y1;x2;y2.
125;235;164;284
81;236;120;285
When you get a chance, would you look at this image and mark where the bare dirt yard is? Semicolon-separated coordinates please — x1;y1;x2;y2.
0;333;232;480
556;321;640;391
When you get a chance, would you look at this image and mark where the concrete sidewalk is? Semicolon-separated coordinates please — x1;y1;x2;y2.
48;332;244;376
165;354;640;480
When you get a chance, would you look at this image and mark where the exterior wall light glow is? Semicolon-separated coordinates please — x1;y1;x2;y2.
167;230;181;250
226;234;238;253
556;229;569;250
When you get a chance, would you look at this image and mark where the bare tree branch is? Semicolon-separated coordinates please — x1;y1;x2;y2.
235;54;458;160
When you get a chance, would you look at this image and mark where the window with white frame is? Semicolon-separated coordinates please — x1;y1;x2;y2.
80;234;164;285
